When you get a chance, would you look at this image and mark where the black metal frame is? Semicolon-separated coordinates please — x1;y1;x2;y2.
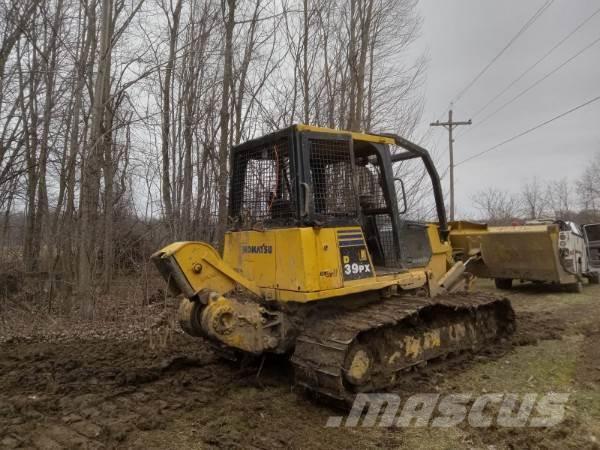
228;126;301;228
297;130;361;226
356;142;404;267
297;134;415;267
228;126;448;267
378;133;449;240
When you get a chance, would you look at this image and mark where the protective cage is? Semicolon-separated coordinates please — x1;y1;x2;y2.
229;130;298;229
227;126;431;269
305;136;359;223
229;128;363;230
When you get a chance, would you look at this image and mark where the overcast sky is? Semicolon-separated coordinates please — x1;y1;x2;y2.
412;0;600;217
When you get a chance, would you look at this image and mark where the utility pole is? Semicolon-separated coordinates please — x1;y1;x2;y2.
430;109;471;221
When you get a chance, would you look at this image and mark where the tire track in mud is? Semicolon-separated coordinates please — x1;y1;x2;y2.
0;332;514;449
0;336;235;448
2;287;598;449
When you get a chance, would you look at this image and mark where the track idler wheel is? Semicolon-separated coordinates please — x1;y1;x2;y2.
343;344;373;386
178;297;204;337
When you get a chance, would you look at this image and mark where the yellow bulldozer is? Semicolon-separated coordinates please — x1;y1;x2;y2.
152;125;515;401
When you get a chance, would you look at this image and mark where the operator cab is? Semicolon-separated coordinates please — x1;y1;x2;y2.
228;125;440;272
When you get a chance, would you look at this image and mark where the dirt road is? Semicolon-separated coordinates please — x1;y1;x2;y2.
1;281;599;449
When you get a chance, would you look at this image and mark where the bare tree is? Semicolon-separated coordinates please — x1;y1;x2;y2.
0;0;430;316
0;0;39;87
520;177;548;219
158;0;183;235
547;178;574;220
78;0;146;316
215;0;236;247
78;0;114;318
577;152;600;215
472;188;520;225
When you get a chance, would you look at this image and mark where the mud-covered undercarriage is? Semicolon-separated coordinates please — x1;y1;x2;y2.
178;288;515;402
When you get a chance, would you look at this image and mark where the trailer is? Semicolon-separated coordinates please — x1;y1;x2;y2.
449;220;600;292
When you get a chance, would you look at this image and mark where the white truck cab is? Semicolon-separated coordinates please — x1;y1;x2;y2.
529;219;600;289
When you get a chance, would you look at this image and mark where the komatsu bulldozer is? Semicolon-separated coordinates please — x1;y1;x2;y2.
152;125;515;401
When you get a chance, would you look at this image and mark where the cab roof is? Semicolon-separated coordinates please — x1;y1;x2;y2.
230;123;396;156
294;124;396;145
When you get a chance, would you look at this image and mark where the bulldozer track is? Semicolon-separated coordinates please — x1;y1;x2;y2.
291;292;515;402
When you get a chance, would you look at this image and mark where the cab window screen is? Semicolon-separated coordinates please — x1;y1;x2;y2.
230;137;294;227
309;138;357;219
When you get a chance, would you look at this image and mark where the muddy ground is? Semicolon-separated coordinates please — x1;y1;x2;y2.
1;281;599;449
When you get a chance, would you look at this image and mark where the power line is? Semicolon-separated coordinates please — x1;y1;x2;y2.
451;0;554;106
430;0;553;125
456;94;600;166
459;32;600;138
468;5;600;122
430;110;472;221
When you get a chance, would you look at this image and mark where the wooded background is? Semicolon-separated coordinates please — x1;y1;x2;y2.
1;0;599;318
0;0;428;316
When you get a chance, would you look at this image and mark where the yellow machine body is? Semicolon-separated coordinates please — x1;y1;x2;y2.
155;224;453;304
152;223;458;354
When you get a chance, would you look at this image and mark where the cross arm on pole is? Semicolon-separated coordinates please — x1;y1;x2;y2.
430;120;472;127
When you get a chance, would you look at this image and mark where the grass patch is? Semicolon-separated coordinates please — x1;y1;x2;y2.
443;336;580;394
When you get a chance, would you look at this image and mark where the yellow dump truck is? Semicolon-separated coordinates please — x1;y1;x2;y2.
449;220;600;292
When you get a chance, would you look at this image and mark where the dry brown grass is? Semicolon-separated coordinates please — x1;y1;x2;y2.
0;271;180;348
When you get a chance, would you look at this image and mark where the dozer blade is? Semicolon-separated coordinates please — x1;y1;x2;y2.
449;223;575;284
479;227;563;282
291;292;515;402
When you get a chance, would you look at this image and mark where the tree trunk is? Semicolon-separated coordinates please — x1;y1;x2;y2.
22;38;41;272
302;0;310;124
78;0;113;319
354;0;373;130
62;0;93;282
160;0;182;233
35;0;64;274
215;0;235;249
346;0;357;130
